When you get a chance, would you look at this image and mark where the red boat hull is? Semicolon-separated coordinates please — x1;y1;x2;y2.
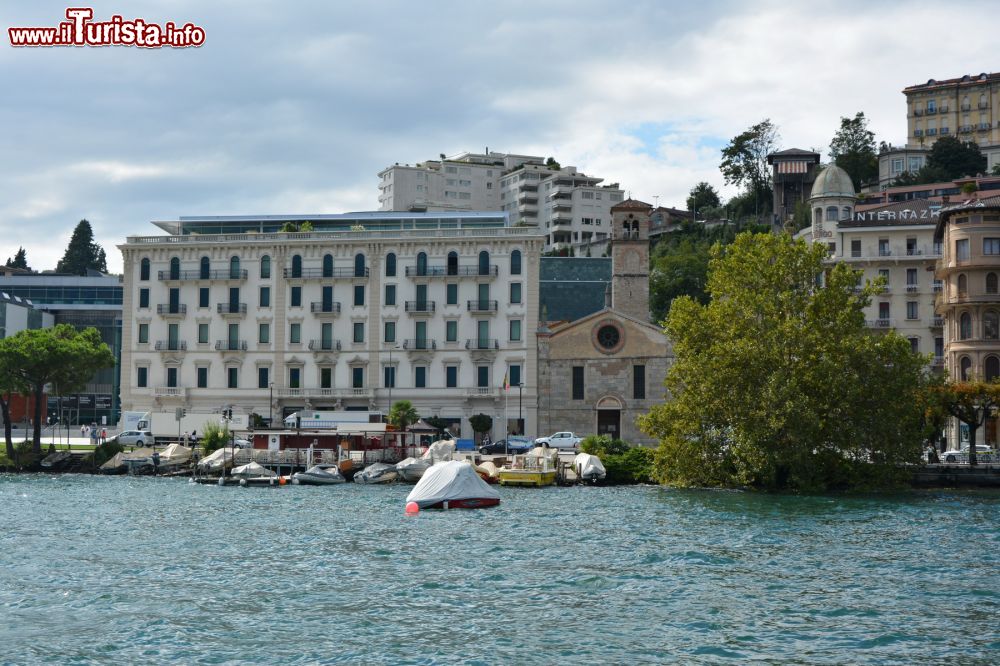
422;497;500;510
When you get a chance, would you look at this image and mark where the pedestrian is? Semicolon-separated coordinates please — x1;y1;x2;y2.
101;428;107;444
81;424;86;437
91;427;98;446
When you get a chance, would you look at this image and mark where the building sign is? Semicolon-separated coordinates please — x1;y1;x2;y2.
854;208;940;222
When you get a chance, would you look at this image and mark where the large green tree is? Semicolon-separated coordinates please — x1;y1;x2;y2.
926;136;987;180
56;219;108;275
649;238;711;322
5;247;31;271
686;182;721;215
0;325;115;457
830;112;878;191
720;119;779;219
388;400;420;431
639;233;929;491
935;381;1000;466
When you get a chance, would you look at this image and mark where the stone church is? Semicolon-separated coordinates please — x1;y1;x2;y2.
536;199;673;445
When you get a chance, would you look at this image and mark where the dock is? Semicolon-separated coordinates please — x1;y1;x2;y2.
911;463;1000;488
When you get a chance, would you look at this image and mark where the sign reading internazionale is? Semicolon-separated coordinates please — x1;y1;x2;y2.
853;208;941;222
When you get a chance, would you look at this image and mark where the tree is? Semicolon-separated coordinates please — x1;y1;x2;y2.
388;400;419;431
926;136;987;180
0;355;20;460
468;413;493;443
545;157;561;170
686;182;721;214
935;381;1000;466
639;233;930;491
0;325;115;457
649;238;711;322
56;220;108;275
5;247;30;271
830;112;878;191
720;119;779;219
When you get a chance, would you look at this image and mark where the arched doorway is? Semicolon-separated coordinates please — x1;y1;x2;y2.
595;396;622;438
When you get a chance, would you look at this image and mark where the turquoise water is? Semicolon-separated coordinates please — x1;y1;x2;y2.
1;475;998;665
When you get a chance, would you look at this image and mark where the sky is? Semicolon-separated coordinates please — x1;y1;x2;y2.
0;0;996;273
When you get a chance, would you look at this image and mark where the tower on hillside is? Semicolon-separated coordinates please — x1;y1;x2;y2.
610;199;653;322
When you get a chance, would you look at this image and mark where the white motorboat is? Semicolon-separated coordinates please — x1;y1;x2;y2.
292;464;346;485
406;460;500;509
353;462;397;484
573;452;607;484
396;457;431;483
231;461;277;479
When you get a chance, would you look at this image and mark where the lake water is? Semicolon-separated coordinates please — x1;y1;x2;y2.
1;475;998;665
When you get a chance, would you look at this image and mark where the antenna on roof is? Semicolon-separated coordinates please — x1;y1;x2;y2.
653;195;660;207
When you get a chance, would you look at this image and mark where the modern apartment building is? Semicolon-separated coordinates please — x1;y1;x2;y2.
117;212;543;439
377;151;625;254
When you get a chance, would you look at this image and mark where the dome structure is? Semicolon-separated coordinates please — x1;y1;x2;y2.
810;164;856;199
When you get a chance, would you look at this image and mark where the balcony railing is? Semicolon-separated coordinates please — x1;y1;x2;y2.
979;102;989;110
906;285;919;293
932;317;944;328
467;299;499;312
273;387;372;399
310;301;342;314
402;338;436;350
154;340;187;351
866;319;894;329
158;269;247;281
465;338;499;350
308;339;342;351
404;300;436;313
215;340;248;351
217;302;247;315
466;387;497;398
941;127;950;135
404;265;499;278
153;386;186;398
913;129;924;137
283;267;369;279
913;108;924;116
156;304;187;315
977;122;991;131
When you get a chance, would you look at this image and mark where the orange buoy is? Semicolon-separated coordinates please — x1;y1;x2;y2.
278;476;287;485
405;501;420;515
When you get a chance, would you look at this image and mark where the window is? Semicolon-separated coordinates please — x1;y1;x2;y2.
229;256;241;279
139;258;150;281
478;250;490;275
850;240;861;258
510;250;522;275
354;253;366;277
200;256;210;280
446;320;458;342
878;239;890;257
287;323;300;344
415;366;426;388
353;322;364;343
169;257;180;280
935;337;944;358
384;321;396;343
136;367;147;388
320;322;333;348
323;254;334;278
906;301;918;320
258;323;269;344
908;338;919;354
416;252;428;276
509;364;521;388
447;251;459;276
879;302;890;320
956;238;969;260
446;365;458;388
289;368;301;389
321;286;334;310
510;283;522;304
960;356;972;381
227;367;238;389
260;255;270;279
447;283;458;305
320;367;332;389
383;366;395;389
385;253;396;277
198;323;209;344
960;312;972;340
906;268;917;286
290;286;302;307
291;255;302;278
958;273;968;295
987;357;1000;382
197;367;208;389
260;286;270;307
477;365;489;388
169;288;180;312
985;311;1000;340
509;319;522;342
572;366;584;400
891;158;903;174
352;367;364;389
826;206;839;222
139;288;149;308
385;284;396;306
258;367;269;389
137;323;149;344
634;365;646;400
985;238;1000;255
354;285;365;307
166;367;177;388
199;287;209;308
989;273;999;295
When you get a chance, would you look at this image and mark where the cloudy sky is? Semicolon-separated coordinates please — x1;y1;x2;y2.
1;0;994;273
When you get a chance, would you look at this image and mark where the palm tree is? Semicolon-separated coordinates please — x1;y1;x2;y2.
388;400;419;431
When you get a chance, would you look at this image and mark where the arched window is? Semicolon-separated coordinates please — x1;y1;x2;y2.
985;311;999;339
291;254;302;278
169;257;180;280
814;208;822;225
260;255;270;279
229;256;240;279
416;252;428;276
323;254;334;278
200;256;210;280
826;206;839;222
139;258;150;281
478;250;490;276
447;251;458;276
980;93;987;108
354;253;366;277
958;273;968;296
960;356;972;381
987;272;998;294
960;312;972;340
987;356;1000;382
385;253;396;277
510;250;522;276
841;206;851;221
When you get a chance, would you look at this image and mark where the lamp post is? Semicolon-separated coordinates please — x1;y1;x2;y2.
268;382;274;429
518;383;524;436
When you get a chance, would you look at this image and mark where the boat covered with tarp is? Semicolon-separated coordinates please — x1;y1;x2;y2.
421;439;456;463
197;447;237;473
354;462;397;484
406;460;500;509
573;452;607;483
158;443;193;466
231;461;277;478
292;464;346;485
99;452;127;475
396;457;431;482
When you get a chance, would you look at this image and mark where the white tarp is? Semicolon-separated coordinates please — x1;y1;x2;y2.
231;461;276;478
406;460;500;508
421;439;456;462
354;462;397;484
122;447;155;462
197;447;236;471
159;443;192;465
528;446;559;463
99;452;125;471
474;460;499;480
573;453;607;481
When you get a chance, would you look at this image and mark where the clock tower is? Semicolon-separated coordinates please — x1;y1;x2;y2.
610;199;652;322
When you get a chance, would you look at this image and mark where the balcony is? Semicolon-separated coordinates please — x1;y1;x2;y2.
932;357;945;368
217;302;247;316
467;299;499;313
466;387;497;398
154;340;187;351
465;338;499;350
959;125;973;134
905;285;919;293
939;105;949;113
961;104;971;111
404;300;436;314
926;128;938;136
913;129;924;137
552;201;573;212
153;386;186;398
979;102;989;110
913;108;924;116
215;340;248;351
402;338;437;351
932;317;944;328
978;122;992;131
157;269;248;281
156;304;187;317
941;127;951;135
283;267;369;279
310;301;342;316
933;284;943;293
404;265;499;278
308;339;342;351
925;107;937;115
273;387;372;399
866;319;894;329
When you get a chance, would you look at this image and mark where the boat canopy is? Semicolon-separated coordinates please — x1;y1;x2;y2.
406;460;500;508
197;447;236;471
573;452;606;480
421;439;455;462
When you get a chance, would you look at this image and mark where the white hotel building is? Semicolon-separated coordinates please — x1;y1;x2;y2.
118;212;542;439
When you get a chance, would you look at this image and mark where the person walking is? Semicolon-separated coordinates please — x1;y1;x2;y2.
100;428;107;444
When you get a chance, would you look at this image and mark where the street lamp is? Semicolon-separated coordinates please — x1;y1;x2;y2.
268;382;274;429
518;382;524;436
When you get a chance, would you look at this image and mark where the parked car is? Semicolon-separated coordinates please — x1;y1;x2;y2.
534;431;583;451
232;438;252;449
117;430;152;447
941;444;994;463
479;436;533;455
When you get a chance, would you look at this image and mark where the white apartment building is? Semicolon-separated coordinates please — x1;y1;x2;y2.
118;212;543;439
378;151;625;254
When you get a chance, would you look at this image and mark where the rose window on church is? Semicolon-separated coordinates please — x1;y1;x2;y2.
592;321;625;354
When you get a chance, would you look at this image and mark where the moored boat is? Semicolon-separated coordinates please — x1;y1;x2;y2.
396;457;431;483
573;452;607;484
292;464;346;485
406;460;500;509
497;447;558;487
354;462;397;484
469;459;499;484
